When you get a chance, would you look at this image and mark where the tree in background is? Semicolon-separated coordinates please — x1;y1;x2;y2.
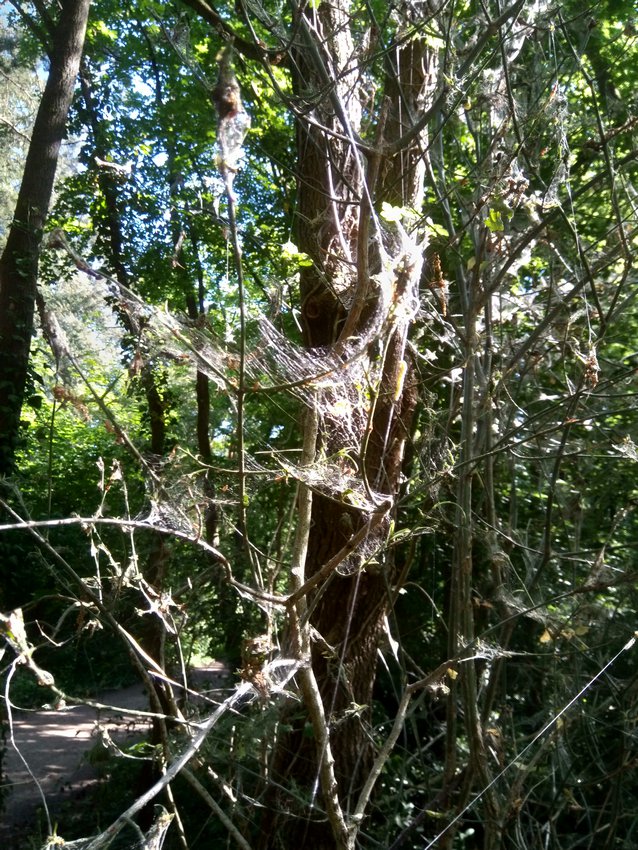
0;24;41;247
0;0;90;477
2;1;638;849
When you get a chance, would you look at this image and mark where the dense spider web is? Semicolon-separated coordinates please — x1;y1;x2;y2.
90;223;424;521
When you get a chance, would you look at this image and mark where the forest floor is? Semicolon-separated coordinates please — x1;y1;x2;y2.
0;664;229;848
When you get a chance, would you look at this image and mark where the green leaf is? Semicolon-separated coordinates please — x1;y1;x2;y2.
281;240;313;267
424;217;449;239
92;20;117;40
484;208;505;232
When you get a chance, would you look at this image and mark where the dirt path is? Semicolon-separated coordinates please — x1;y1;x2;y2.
0;665;228;848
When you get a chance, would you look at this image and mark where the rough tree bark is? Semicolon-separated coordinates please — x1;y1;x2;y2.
258;3;440;848
0;0;90;477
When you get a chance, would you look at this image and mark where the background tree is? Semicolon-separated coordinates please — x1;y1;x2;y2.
0;24;42;247
0;0;90;477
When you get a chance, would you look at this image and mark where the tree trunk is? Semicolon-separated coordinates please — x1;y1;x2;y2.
259;4;439;847
0;0;90;476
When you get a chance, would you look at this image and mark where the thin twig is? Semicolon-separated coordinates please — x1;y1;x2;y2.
181;767;253;850
286;504;390;609
79;682;255;850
